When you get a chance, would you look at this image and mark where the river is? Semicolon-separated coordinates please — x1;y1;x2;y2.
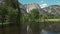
40;29;60;34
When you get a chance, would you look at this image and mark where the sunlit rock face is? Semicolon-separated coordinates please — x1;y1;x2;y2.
25;3;41;13
24;3;48;16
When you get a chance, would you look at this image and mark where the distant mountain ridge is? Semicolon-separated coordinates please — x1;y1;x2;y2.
43;5;60;15
20;3;60;15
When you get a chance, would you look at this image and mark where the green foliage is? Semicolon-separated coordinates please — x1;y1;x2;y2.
7;7;18;23
21;8;40;34
21;8;40;23
0;4;18;23
5;0;19;9
0;4;8;23
29;8;40;34
30;9;39;19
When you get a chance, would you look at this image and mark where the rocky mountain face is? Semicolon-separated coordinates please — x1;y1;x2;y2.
24;3;48;16
19;3;60;16
24;3;41;13
43;5;60;15
24;4;60;16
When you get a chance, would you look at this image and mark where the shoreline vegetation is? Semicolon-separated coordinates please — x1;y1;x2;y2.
0;19;60;25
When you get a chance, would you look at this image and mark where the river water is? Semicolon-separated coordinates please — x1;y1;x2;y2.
40;29;60;34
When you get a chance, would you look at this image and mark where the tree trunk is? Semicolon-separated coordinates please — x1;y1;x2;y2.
1;15;5;34
16;0;21;34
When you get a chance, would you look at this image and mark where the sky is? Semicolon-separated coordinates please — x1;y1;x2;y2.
18;0;60;8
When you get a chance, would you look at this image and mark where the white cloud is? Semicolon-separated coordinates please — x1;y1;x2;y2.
40;3;48;8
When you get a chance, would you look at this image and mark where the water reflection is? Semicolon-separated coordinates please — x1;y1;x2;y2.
41;29;60;34
41;29;48;34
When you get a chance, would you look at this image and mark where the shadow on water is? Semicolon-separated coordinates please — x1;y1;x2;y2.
0;23;27;34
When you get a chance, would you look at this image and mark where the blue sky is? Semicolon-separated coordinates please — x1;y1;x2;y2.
18;0;60;8
18;0;60;5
